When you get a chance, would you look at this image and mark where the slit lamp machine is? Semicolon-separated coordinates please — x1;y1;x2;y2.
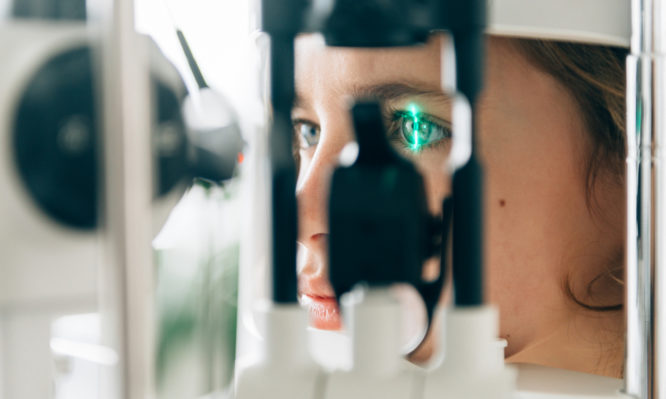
2;0;666;398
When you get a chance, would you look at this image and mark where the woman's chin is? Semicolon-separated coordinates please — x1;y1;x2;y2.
301;294;343;330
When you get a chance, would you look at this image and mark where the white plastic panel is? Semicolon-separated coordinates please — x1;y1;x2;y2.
488;0;631;47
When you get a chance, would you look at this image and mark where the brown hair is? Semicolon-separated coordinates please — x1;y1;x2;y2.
513;39;628;312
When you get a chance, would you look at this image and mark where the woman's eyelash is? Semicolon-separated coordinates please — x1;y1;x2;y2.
390;110;450;129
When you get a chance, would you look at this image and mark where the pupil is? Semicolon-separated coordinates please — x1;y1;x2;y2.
418;121;431;142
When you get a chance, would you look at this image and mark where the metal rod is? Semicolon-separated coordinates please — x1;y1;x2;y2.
625;0;666;397
98;0;154;396
445;0;487;307
269;35;298;304
261;0;303;304
176;30;209;89
625;52;653;399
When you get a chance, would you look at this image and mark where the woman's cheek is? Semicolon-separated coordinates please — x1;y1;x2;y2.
296;152;313;188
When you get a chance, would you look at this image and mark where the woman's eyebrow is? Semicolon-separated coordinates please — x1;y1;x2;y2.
349;82;452;104
292;82;451;111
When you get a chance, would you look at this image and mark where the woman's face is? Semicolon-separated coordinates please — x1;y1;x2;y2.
293;35;624;375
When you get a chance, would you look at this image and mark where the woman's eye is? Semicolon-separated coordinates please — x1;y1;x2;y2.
293;120;320;149
391;109;451;152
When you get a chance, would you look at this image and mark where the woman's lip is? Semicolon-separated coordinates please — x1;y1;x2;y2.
300;294;343;330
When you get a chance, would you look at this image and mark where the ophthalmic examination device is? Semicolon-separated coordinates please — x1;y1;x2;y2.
2;0;666;398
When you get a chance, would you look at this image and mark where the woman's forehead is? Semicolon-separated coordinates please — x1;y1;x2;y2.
295;34;444;103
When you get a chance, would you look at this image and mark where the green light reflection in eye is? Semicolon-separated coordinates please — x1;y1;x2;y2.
407;103;422;152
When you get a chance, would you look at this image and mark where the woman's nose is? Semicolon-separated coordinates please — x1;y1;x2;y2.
296;147;335;247
296;124;352;248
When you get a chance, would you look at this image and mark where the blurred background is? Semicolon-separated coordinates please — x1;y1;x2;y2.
0;0;261;398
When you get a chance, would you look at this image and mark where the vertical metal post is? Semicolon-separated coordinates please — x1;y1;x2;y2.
261;0;304;304
655;0;666;390
443;0;487;307
98;0;154;396
625;0;666;397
